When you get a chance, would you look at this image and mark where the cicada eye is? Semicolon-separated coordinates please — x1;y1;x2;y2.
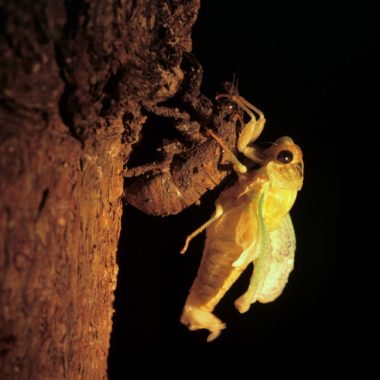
277;150;293;164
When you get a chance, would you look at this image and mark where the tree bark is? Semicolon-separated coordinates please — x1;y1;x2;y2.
0;1;200;378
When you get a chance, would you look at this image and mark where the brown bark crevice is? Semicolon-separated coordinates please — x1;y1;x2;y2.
1;0;201;378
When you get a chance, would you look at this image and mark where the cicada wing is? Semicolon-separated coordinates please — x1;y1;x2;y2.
234;201;296;313
234;191;271;313
256;214;296;303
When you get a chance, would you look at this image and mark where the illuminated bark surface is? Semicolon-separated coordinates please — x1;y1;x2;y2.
0;1;202;378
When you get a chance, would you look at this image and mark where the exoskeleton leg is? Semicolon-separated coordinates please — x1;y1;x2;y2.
207;129;247;174
180;204;224;254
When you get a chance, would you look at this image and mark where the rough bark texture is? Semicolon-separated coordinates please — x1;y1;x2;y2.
0;1;200;378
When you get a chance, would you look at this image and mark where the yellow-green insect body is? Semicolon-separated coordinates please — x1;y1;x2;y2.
180;96;304;342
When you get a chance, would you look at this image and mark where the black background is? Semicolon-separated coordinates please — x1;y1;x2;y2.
109;1;377;378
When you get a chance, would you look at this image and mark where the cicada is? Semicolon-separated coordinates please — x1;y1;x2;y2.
180;95;304;342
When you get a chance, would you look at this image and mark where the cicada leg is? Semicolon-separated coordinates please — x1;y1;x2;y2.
180;204;224;254
216;94;266;164
234;96;266;163
234;262;268;314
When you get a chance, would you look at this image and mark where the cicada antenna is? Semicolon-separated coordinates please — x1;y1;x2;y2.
232;73;239;93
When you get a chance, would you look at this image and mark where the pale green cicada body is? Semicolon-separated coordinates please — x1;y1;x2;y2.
180;95;304;342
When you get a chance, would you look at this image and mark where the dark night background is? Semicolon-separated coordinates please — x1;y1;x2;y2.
109;1;377;378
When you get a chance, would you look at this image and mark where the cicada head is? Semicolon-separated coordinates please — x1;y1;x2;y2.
264;136;304;191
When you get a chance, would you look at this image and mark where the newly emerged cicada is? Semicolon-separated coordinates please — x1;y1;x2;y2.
180;95;304;342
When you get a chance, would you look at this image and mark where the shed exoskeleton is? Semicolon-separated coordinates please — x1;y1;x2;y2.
180;95;304;342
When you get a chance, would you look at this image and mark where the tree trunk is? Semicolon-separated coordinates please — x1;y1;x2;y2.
0;1;200;378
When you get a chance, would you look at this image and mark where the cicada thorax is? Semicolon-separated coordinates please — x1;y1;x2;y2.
259;166;301;231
